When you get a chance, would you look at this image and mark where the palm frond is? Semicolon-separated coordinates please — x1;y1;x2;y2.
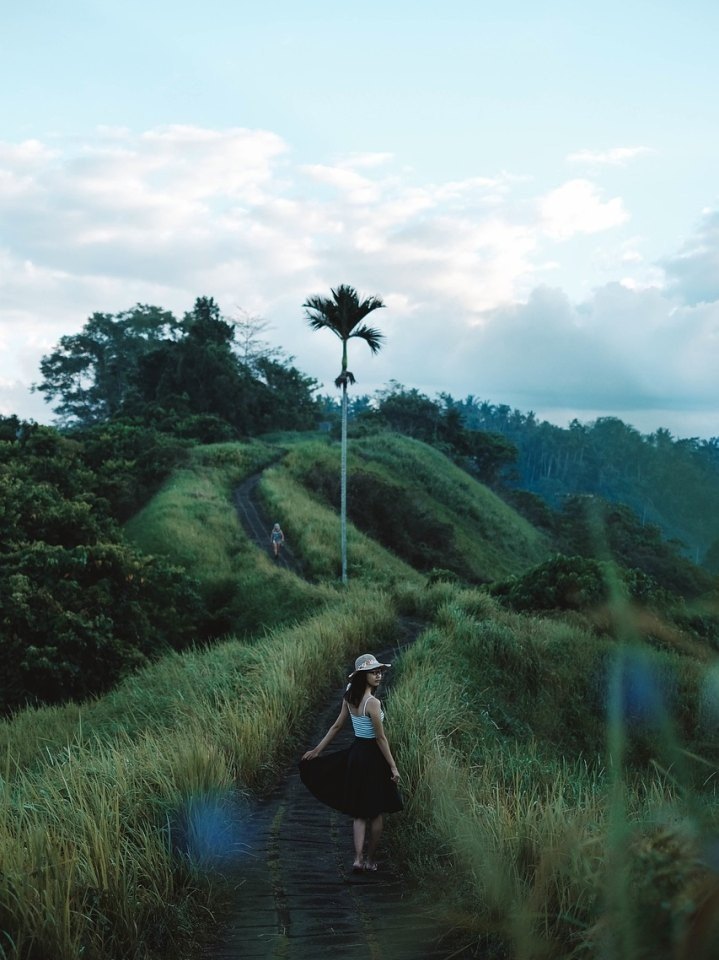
303;285;384;338
303;294;340;335
349;323;385;354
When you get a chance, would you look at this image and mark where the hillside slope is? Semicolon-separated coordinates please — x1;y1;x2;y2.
272;433;550;583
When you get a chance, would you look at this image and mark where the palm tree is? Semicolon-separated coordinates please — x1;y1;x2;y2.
303;284;386;583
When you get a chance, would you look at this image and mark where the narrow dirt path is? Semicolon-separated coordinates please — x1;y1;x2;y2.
197;475;480;958
197;631;474;960
233;473;302;576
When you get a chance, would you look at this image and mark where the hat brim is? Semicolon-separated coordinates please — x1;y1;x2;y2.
347;661;391;678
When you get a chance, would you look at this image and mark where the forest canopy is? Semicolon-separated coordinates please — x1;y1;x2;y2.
36;296;322;437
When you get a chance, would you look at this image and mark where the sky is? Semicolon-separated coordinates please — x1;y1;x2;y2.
2;0;719;438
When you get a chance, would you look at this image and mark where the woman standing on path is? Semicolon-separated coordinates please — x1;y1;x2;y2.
299;653;402;873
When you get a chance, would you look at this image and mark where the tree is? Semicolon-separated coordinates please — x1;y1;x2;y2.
232;308;282;371
132;296;251;429
303;284;385;583
36;305;181;426
375;382;442;439
0;423;202;712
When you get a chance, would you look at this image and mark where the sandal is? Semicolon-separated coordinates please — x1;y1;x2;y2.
363;861;378;872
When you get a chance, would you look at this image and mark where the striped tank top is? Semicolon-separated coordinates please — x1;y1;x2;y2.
350;695;384;739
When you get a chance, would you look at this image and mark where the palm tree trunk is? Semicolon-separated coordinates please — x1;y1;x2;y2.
340;379;348;584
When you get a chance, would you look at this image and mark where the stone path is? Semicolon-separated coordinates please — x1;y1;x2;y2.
233;473;302;576
197;652;476;960
196;474;482;958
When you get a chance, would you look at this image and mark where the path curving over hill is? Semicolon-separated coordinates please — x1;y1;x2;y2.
208;473;480;958
197;630;479;960
233;472;303;576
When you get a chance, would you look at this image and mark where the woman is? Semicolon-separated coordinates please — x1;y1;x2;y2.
269;522;285;558
299;653;402;873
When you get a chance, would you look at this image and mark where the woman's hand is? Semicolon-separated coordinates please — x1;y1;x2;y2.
302;747;321;761
390;765;400;783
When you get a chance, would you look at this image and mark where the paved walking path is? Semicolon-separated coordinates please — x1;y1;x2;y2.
233;473;302;576
194;473;481;958
197;643;475;960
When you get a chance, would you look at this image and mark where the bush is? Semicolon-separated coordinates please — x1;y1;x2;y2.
0;542;203;713
491;553;667;613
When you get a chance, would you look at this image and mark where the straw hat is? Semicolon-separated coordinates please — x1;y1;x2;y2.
348;653;391;678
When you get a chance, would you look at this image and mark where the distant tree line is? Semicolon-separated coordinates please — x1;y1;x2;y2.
320;384;719;575
449;397;719;568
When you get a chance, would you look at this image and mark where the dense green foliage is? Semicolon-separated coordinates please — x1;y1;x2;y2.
0;418;201;712
491;552;670;614
449;397;719;564
556;493;716;599
37;297;322;436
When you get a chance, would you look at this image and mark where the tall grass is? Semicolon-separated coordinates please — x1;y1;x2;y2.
0;590;399;959
259;461;422;586
387;586;719;959
125;440;276;574
125;440;330;635
279;434;550;580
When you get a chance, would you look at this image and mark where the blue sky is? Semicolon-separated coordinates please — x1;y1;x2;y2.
2;0;719;436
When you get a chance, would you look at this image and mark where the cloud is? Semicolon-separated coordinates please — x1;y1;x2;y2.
661;209;719;306
433;281;719;432
566;146;653;166
0;125;717;438
539;179;629;240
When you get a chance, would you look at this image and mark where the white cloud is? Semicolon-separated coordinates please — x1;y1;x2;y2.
539;179;629;240
437;281;719;431
566;146;653;166
301;164;383;206
1;126;718;438
661;210;719;305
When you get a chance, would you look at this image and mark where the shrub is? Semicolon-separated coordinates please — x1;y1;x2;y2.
491;553;668;613
0;542;203;712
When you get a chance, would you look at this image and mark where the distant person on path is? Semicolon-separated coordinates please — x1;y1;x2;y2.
299;653;402;873
270;522;285;559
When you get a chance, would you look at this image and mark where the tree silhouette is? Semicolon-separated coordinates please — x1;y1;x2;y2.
303;284;385;583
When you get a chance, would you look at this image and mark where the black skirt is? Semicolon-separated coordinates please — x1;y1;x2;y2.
299;738;403;819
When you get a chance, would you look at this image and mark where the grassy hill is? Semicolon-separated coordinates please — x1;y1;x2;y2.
2;430;719;960
271;433;550;582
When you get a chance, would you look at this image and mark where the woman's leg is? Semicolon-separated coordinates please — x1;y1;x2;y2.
365;814;383;869
352;818;366;868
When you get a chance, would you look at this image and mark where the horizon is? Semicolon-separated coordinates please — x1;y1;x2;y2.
2;1;718;440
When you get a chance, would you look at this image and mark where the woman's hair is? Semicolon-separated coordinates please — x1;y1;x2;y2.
343;671;370;708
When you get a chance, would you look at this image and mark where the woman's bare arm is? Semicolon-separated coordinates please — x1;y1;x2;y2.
301;700;349;760
366;698;400;782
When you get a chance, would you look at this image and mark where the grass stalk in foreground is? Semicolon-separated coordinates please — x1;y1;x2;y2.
0;588;398;960
387;586;718;959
